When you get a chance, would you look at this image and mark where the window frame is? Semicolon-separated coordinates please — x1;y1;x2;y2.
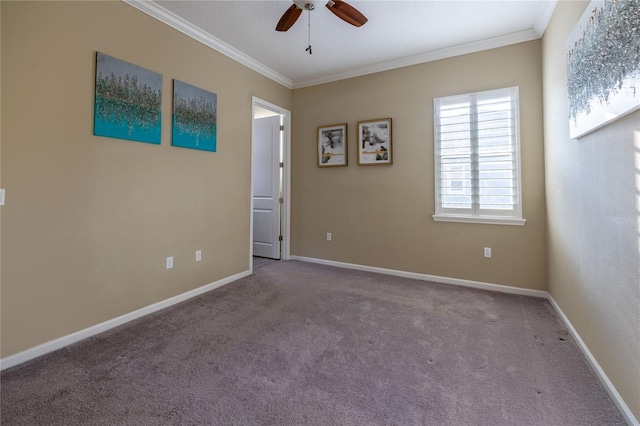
432;86;526;226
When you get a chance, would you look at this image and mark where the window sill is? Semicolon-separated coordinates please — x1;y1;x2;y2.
432;214;526;226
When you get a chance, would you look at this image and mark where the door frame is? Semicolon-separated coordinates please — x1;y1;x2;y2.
250;96;291;271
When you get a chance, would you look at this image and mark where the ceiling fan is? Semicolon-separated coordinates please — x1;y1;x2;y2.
275;0;368;32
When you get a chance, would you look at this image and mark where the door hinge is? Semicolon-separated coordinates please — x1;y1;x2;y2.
279;162;284;168
279;197;284;204
280;125;284;131
278;235;283;241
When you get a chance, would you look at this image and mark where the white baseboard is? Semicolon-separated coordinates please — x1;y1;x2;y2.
0;270;251;371
290;256;548;298
547;295;638;426
291;256;638;425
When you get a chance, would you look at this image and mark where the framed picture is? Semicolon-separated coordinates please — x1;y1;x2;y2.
358;118;392;165
317;123;347;167
172;79;217;152
94;52;162;144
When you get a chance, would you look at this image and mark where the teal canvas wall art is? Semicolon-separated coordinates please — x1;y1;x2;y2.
172;80;217;152
94;52;162;144
566;0;640;139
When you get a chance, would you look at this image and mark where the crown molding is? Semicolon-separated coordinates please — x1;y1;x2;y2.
124;0;557;91
293;29;541;89
123;0;293;89
534;0;558;36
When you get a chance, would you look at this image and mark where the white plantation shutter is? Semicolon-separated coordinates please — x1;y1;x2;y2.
434;87;524;224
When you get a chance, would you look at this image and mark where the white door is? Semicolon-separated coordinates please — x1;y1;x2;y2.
252;115;281;259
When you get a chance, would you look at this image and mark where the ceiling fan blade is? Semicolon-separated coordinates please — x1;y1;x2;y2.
276;4;302;31
325;0;368;27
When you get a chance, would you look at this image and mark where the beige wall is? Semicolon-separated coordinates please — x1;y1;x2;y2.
2;2;638;419
291;41;547;290
542;1;640;419
0;1;291;357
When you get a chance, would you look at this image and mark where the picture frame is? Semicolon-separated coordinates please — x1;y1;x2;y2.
317;123;348;167
358;118;392;165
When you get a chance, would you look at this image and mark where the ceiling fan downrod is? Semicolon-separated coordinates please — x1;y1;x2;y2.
306;8;312;54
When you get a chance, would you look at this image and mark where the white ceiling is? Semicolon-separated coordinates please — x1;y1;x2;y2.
126;0;557;89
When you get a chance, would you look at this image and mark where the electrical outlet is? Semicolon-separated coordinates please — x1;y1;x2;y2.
0;189;5;206
195;250;202;262
483;247;492;258
166;256;174;269
326;233;332;241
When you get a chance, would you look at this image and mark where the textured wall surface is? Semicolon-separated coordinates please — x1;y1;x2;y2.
1;1;292;357
291;41;547;290
542;1;640;419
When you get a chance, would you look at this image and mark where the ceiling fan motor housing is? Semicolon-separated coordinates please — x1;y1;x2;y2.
293;1;320;11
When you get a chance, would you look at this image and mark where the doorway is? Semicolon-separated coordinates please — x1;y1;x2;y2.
251;97;291;271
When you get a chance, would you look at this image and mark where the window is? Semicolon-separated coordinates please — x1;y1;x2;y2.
433;87;525;225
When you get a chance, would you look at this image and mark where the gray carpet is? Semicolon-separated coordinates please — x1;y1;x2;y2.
0;260;625;425
253;256;278;270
